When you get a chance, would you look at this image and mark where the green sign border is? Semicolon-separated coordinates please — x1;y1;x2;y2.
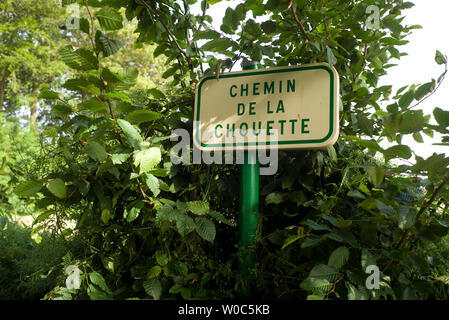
195;64;336;149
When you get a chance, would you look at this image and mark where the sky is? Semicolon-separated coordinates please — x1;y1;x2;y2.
191;0;449;160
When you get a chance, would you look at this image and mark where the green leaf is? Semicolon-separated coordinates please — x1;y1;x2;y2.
413;153;449;177
367;167;385;187
85;141;107;162
181;287;192;300
77;99;108;114
361;249;376;269
167;260;188;277
344;136;382;152
59;46;99;71
398;89;415;109
34;211;53;225
147;88;166;99
147;266;162;279
101;68;122;84
382;145;412;160
309;264;340;282
113;67;138;91
62;0;77;5
47;179;67;199
101;208;111;224
327;145;337;161
79;18;90;34
52;104;73;119
155;250;169;266
415;81;435;101
347;190;366;199
153;43;170;58
399;110;426;134
265;192;287;204
398;205;416;230
303;219;331;231
134;147;162;174
88;288;111;300
162;67;177;79
75;178;90;196
169;284;183;294
117;119;143;148
176;215;196;237
413;132;424;143
306;294;324;300
433;107;449;128
111;153;130;165
346;282;366;300
15;180;43;197
96;7;123;31
301;237;322;248
326;46;337;67
201;38;233;52
39;90;59;100
187;201;210;215
124;200;144;222
89;271;112;295
143;279;162;300
328;247;350;270
125;110;163;124
95;31;123;57
194;29;220;40
375;200;395;216
145;173;160;197
300;277;331;292
261;21;277;34
281;234;303;250
194;217;216;242
435;50;447;65
0;217;7;229
208;211;235;226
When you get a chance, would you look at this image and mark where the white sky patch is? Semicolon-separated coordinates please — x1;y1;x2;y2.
378;0;449;159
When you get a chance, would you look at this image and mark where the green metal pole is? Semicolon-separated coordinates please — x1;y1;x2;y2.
238;61;261;296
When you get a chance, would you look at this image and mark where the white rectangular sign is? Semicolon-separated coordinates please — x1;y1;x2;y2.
193;63;339;151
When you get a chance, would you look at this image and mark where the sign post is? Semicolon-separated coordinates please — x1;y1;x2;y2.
193;61;340;297
238;61;262;292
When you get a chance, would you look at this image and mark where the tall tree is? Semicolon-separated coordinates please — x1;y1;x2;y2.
0;0;67;126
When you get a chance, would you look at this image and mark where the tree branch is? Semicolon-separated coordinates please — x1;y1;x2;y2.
290;6;311;42
382;176;449;272
408;60;447;110
139;0;187;58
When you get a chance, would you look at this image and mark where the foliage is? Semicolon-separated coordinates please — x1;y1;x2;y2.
0;0;68;125
0;219;68;300
4;0;449;300
0;114;42;218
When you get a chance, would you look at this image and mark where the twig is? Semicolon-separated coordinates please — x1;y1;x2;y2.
353;44;368;82
382;176;449;272
325;273;345;299
139;0;187;58
290;6;311;42
127;158;150;200
408;60;447;110
83;0;98;57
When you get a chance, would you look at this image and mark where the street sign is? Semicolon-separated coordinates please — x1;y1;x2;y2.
193;63;339;151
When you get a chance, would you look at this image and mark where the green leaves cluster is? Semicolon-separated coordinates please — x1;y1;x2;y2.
8;0;449;301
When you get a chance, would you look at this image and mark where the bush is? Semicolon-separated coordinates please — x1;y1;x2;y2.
0;218;68;300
